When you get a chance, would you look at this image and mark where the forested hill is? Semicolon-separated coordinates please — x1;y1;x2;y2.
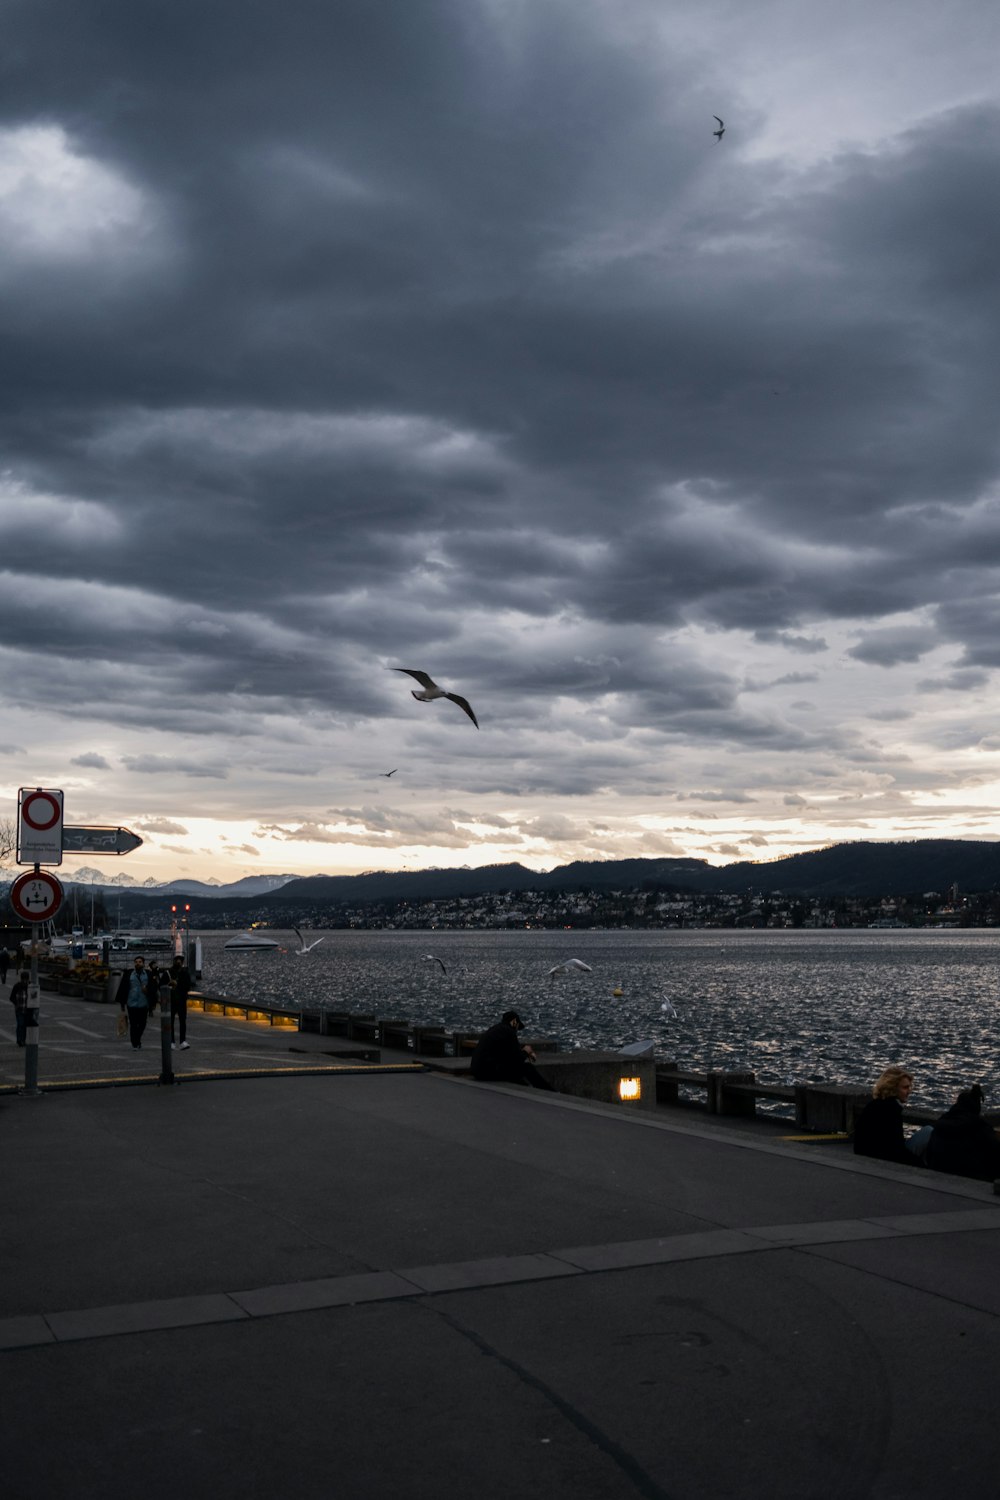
697;839;1000;898
104;841;1000;916
264;857;712;904
258;841;1000;905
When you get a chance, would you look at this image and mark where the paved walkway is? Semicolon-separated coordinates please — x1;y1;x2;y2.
3;986;1000;1499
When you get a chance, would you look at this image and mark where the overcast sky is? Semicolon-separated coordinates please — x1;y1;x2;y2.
3;0;1000;886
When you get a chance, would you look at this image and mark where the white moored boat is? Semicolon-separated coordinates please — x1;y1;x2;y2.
224;930;281;950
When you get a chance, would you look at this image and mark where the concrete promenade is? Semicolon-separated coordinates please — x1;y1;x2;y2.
3;988;1000;1499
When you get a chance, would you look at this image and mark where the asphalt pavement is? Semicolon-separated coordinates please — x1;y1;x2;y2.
3;984;1000;1499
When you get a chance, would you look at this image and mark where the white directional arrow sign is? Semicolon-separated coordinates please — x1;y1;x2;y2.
62;826;144;856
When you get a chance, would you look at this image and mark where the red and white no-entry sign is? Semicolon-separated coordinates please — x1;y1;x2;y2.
17;787;64;865
9;869;64;923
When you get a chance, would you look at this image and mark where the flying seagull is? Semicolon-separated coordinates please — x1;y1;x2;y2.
293;927;325;955
391;668;479;728
548;958;593;978
713;115;725;140
661;998;678;1019
381;769;398;777
423;954;447;974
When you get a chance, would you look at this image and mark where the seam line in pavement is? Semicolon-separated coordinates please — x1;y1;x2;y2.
4;1205;1000;1352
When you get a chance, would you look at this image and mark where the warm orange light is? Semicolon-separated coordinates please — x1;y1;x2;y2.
618;1076;641;1101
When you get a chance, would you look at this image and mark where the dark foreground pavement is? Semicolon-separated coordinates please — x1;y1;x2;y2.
4;1043;1000;1500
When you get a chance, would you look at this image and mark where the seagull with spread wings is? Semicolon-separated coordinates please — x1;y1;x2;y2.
713;115;725;140
293;927;325;955
422;954;447;974
548;959;593;978
391;668;479;727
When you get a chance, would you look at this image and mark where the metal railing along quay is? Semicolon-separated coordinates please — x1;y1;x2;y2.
31;968;998;1133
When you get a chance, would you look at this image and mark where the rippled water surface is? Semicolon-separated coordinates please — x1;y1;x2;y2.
195;927;1000;1111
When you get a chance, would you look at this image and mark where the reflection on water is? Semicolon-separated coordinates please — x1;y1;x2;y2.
199;927;1000;1111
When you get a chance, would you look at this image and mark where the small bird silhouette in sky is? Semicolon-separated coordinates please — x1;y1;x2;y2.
381;769;398;777
391;668;479;727
713;115;725;140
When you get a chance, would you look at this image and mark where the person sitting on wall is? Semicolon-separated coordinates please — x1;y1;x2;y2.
853;1066;930;1165
470;1011;556;1091
925;1084;1000;1182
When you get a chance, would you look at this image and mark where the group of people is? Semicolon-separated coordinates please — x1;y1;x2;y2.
116;954;192;1052
854;1064;1000;1182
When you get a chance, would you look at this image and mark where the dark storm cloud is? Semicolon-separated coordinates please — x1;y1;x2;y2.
1;0;999;846
847;628;934;667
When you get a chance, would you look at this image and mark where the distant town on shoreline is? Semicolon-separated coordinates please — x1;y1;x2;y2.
12;839;1000;934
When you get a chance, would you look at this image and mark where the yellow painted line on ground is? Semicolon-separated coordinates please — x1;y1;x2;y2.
780;1132;851;1143
1;1062;425;1093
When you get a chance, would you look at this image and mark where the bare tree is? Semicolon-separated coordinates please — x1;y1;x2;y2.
0;816;15;870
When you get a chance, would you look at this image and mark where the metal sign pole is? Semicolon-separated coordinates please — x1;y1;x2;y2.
21;904;42;1098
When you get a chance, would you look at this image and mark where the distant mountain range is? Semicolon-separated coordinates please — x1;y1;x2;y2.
94;840;1000;906
65;874;299;900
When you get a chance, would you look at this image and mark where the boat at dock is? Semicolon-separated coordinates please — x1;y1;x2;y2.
224;930;281;951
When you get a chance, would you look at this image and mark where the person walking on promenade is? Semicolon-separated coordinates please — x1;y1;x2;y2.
169;954;192;1050
147;961;163;1015
0;947;9;984
117;955;151;1049
470;1010;556;1090
8;969;30;1047
853;1066;930;1165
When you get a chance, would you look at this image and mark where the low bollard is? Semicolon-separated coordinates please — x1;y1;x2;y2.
21;1007;42;1098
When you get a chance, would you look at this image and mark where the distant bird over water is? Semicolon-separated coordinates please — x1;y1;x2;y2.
391;668;479;727
661;998;678;1019
548;958;593;978
423;954;447;974
713;115;725;140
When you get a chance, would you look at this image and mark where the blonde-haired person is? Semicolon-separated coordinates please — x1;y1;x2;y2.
854;1066;930;1165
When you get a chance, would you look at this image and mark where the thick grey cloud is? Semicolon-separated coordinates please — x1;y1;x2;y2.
2;1;1000;877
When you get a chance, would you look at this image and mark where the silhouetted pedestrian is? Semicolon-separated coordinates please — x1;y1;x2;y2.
0;947;9;984
8;969;30;1046
169;955;192;1050
470;1011;556;1090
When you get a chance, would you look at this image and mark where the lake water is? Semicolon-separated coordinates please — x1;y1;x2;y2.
195;927;1000;1112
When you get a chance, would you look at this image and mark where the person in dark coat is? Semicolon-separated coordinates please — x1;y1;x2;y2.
925;1084;1000;1182
0;947;9;984
8;969;30;1047
853;1066;929;1165
169;955;192;1049
470;1011;555;1090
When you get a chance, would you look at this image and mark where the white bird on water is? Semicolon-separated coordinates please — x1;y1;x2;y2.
661;998;678;1019
423;954;447;974
548;959;593;978
293;927;325;955
391;668;479;727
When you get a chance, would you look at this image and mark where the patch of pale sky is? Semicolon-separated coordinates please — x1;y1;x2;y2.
0;123;156;260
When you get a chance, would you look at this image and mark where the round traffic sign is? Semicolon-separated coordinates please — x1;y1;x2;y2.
9;870;64;923
21;791;62;831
